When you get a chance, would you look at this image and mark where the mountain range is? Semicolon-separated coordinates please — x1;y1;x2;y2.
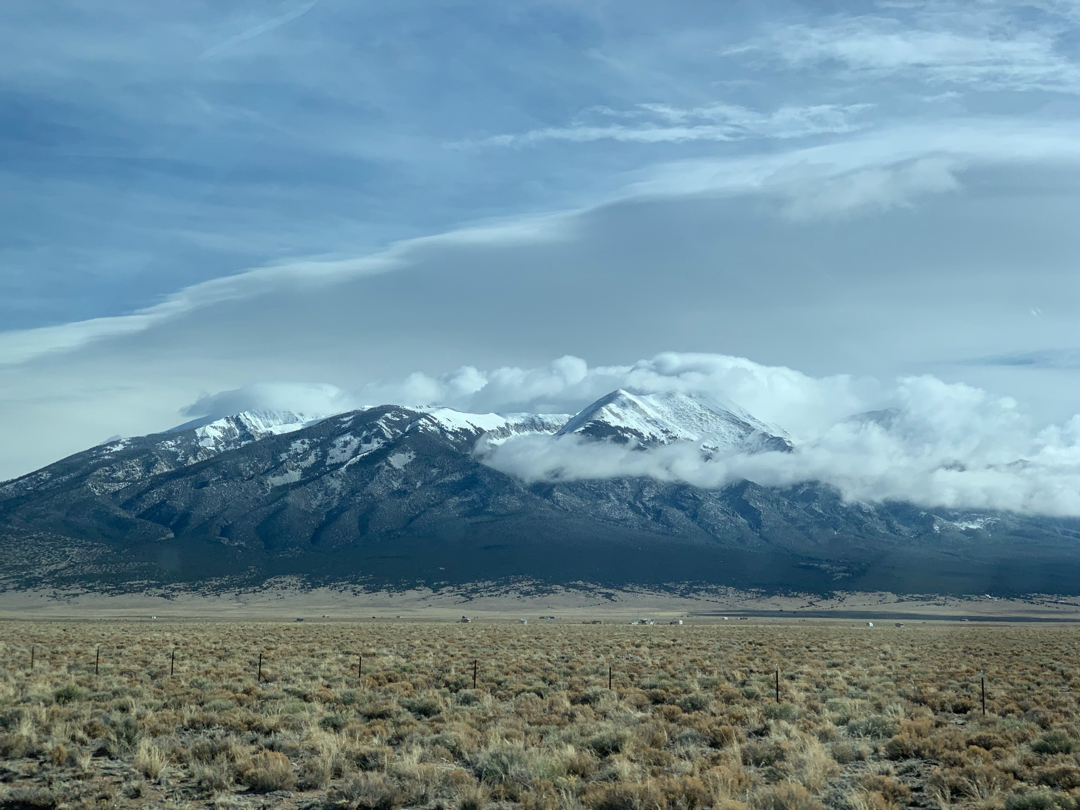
2;389;1079;596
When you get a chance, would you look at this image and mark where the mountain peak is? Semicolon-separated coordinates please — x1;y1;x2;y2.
557;389;791;453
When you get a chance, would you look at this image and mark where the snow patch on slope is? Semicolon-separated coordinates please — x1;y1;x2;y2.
414;407;569;443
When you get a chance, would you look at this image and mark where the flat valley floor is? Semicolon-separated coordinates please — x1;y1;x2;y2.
2;585;1080;623
1;618;1080;809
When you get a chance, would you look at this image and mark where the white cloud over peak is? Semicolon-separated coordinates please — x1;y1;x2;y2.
358;353;873;439
180;382;355;423
347;352;1080;517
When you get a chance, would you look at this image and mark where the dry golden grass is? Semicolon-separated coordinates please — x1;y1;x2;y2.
0;620;1079;809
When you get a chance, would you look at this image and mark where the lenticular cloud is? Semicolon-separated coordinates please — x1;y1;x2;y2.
358;352;1080;517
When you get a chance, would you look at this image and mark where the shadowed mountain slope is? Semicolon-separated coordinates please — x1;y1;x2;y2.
2;392;1079;595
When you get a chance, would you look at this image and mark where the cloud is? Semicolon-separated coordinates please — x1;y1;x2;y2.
350;352;1080;517
0;212;571;368
24;348;1080;518
472;102;872;147
200;0;320;60
771;156;962;220
473;366;1080;517
969;348;1080;369
358;353;875;440
733;6;1080;93
6;103;1080;368
180;381;354;422
625;119;1080;217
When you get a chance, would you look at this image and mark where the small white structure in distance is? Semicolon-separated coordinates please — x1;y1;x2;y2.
867;621;874;627
519;619;528;624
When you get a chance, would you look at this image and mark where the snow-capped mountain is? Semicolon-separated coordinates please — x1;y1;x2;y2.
556;390;792;454
0;409;335;501
168;408;332;438
1;390;1078;596
415;408;570;445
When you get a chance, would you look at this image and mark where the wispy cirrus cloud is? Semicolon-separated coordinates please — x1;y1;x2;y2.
469;102;873;147
968;348;1080;369
0;211;573;367
731;6;1080;93
200;0;320;60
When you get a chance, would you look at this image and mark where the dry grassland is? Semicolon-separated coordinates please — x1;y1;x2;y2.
1;621;1079;810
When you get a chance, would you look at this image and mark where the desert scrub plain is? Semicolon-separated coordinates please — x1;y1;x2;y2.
1;622;1079;810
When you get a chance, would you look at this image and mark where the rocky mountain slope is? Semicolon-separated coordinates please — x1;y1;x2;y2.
1;391;1078;596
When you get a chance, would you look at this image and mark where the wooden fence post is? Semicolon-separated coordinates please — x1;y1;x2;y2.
775;665;780;704
257;650;263;683
171;647;176;677
358;653;362;680
30;645;34;672
95;647;100;676
609;665;612;690
981;670;986;716
473;657;477;689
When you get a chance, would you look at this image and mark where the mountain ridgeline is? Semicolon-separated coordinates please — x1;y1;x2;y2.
1;390;1079;596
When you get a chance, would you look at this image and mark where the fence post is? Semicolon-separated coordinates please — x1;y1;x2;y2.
95;647;100;676
30;645;34;672
171;647;176;677
473;657;477;689
609;665;612;690
775;665;780;704
358;653;362;680
981;670;986;716
257;650;263;683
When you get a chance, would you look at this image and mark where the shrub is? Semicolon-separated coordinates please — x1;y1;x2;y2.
765;703;798;722
402;694;443;718
457;782;490;810
858;775;911;805
677;693;711;713
0;786;61;809
134;738;168;780
359;701;398;720
579;687;609;706
742;740;787;767
473;743;530;785
829;742;863;764
750;782;823;810
705;724;742;749
52;684;87;705
588;731;631;757
319;712;349;731
1032;732;1074;755
1036;765;1080;790
193;758;233;795
1005;789;1061;810
242;751;296;793
101;715;142;758
332;773;406;810
585;776;712;810
846;716;897;739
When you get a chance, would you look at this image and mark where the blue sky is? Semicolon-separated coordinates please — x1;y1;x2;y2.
5;0;1080;480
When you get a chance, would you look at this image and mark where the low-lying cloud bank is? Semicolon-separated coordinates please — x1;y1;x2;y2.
190;353;1080;517
481;412;1080;517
